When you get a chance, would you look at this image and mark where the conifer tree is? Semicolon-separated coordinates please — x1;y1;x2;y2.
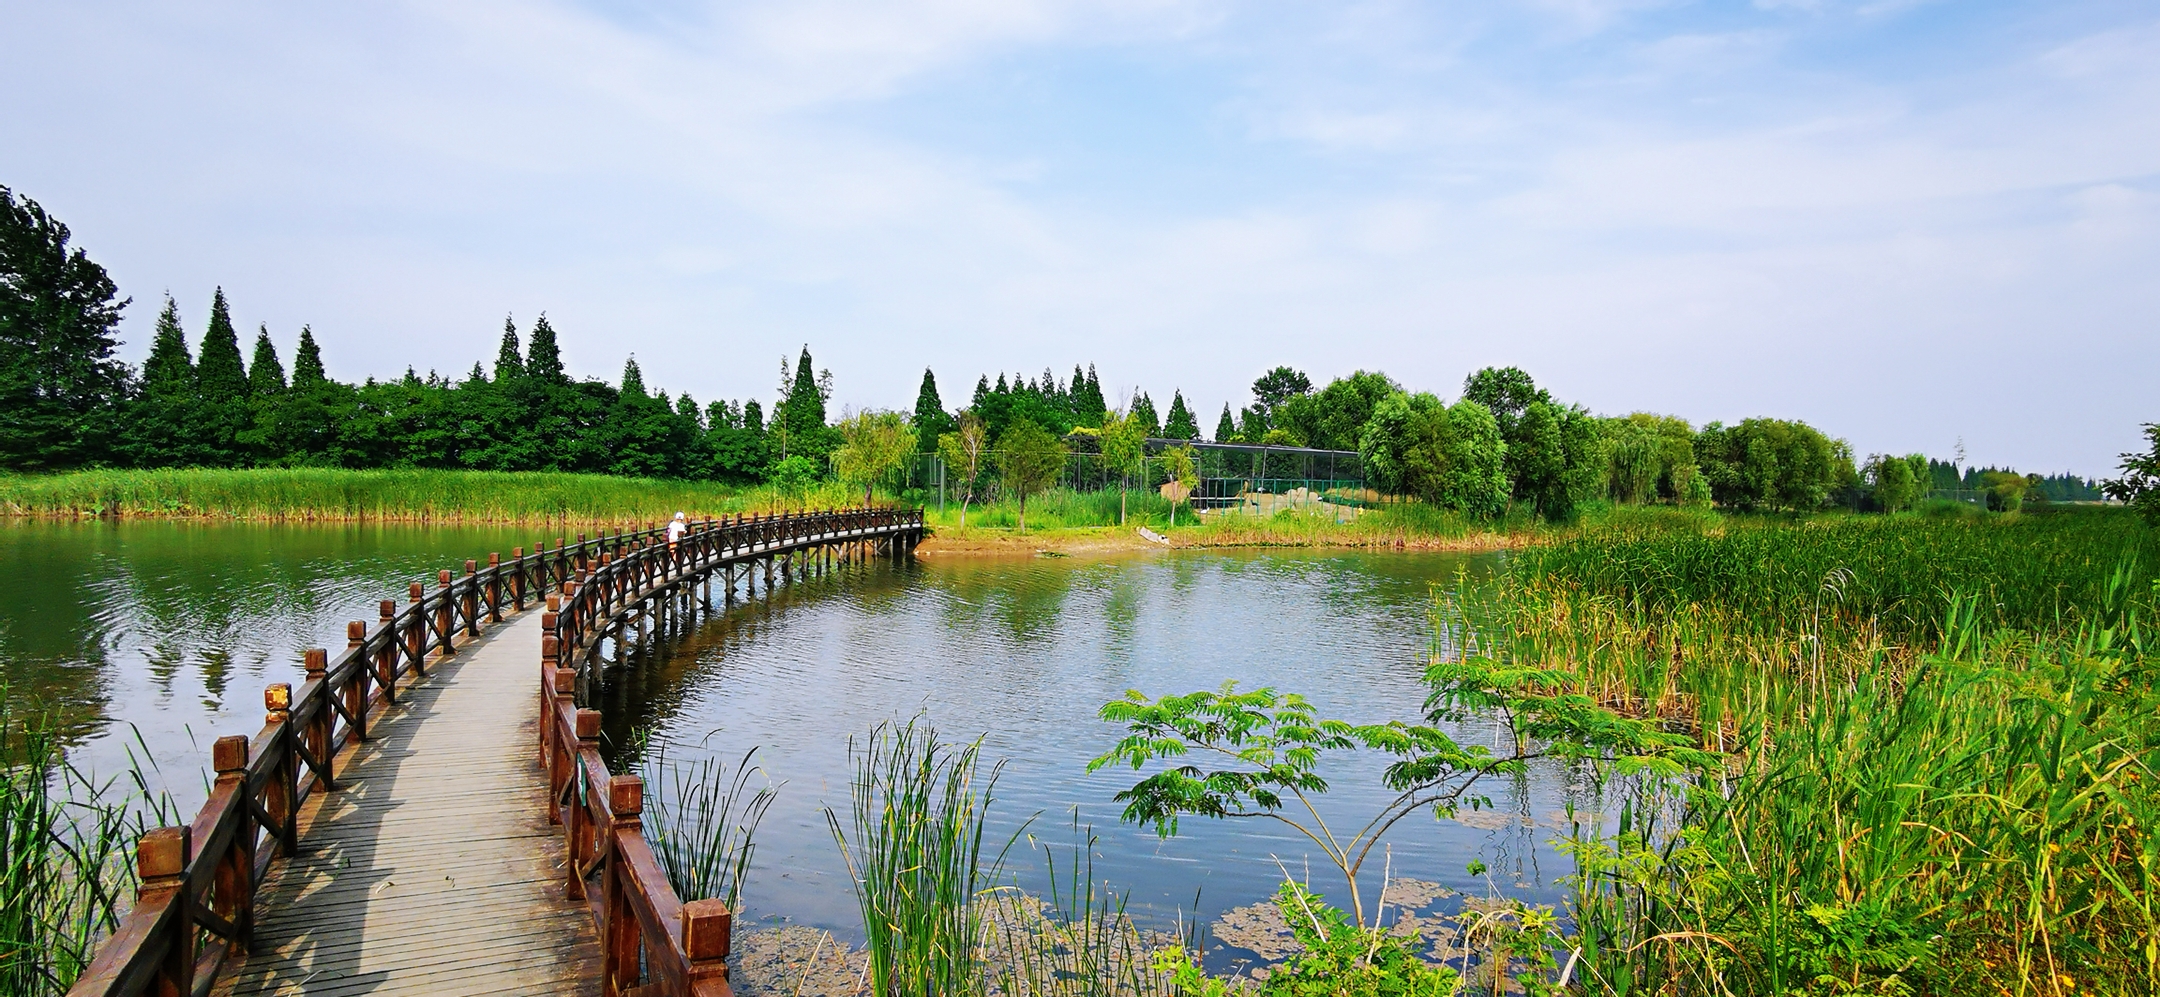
912;367;952;453
196;289;249;402
495;316;525;381
1165;390;1198;441
621;356;647;398
526;315;566;384
142;296;194;394
1133;392;1160;437
194;288;251;463
783;347;825;437
1216;403;1237;443
1070;363;1107;428
743;399;764;434
972;375;990;410
292;325;325;386
248;326;287;395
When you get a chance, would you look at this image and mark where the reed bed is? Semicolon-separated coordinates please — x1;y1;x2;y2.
1465;507;2159;995
1;698;176;997
0;468;870;525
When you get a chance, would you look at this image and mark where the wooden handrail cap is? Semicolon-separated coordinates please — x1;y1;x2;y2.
304;648;328;675
607;775;643;817
138;825;190;880
681;900;733;962
265;683;291;712
575;708;601;739
556;669;580;696
213;734;250;774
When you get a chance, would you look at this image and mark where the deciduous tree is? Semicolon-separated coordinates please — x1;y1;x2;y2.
937;412;989;529
833;409;916;505
995;417;1067;534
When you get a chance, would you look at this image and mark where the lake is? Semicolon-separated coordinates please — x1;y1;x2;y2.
5;519;1604;963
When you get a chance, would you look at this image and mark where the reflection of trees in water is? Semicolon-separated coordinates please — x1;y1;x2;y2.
1;518;533;745
595;558;914;770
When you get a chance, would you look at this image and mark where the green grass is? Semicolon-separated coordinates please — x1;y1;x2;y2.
1465;506;2160;995
0;467;874;525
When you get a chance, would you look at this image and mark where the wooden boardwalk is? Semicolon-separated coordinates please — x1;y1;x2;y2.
212;609;599;997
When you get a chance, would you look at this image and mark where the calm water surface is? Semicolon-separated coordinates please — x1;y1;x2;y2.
595;549;1602;947
6;520;1600;958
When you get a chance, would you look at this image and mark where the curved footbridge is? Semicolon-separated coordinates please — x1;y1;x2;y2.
69;507;924;997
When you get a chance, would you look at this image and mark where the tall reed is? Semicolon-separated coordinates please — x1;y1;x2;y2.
984;817;1187;997
1;696;175;997
1471;510;2160;995
0;467;868;525
828;719;1023;997
636;740;779;909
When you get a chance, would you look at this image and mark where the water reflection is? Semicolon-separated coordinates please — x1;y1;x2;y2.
597;549;1598;956
0;519;540;796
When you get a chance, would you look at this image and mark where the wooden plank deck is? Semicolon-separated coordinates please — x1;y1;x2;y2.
213;609;599;997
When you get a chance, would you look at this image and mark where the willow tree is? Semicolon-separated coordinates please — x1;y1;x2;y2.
995;417;1067;534
833;410;916;506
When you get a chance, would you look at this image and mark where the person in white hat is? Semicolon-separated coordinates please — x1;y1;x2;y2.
666;511;688;555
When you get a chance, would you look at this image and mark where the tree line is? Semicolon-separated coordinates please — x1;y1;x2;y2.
0;184;2123;521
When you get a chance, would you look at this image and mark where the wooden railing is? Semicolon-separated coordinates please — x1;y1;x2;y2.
540;507;924;997
66;507;922;997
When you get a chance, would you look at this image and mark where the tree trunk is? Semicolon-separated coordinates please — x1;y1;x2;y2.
1018;494;1027;534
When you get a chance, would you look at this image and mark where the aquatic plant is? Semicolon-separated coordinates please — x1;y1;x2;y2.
828;719;1023;997
636;739;778;910
1;695;175;997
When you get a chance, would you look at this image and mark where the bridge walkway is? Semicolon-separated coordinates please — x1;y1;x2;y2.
211;609;599;997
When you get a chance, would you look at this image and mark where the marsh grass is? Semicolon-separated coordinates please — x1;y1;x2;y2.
0;467;869;524
636;740;779;909
1471;508;2160;995
983;818;1188;997
829;719;1024;997
2;695;177;997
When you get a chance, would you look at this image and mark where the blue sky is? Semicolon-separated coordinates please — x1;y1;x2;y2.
4;1;2154;475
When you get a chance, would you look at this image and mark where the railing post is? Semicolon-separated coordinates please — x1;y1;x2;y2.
264;684;297;857
488;553;504;622
682;898;733;994
602;775;644;997
211;735;254;956
463;560;480;637
345;622;370;743
378;599;402;698
138;825;193;997
406;583;428;675
436;569;456;657
512;546;527;608
304;648;335;792
569;709;602;903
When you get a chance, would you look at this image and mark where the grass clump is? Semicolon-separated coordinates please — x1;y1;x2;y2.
828;719;1019;997
2;697;175;997
636;740;778;909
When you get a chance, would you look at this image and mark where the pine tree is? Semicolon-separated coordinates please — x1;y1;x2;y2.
1216;403;1237;443
1165;390;1198;441
1070;364;1107;428
142;296;194;394
194;288;251;463
912;368;951;453
197;288;249;402
495;316;525;381
784;347;824;437
1133;392;1160;437
621;356;647;398
526;315;566;384
292;325;325;386
249;326;287;395
972;375;990;409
